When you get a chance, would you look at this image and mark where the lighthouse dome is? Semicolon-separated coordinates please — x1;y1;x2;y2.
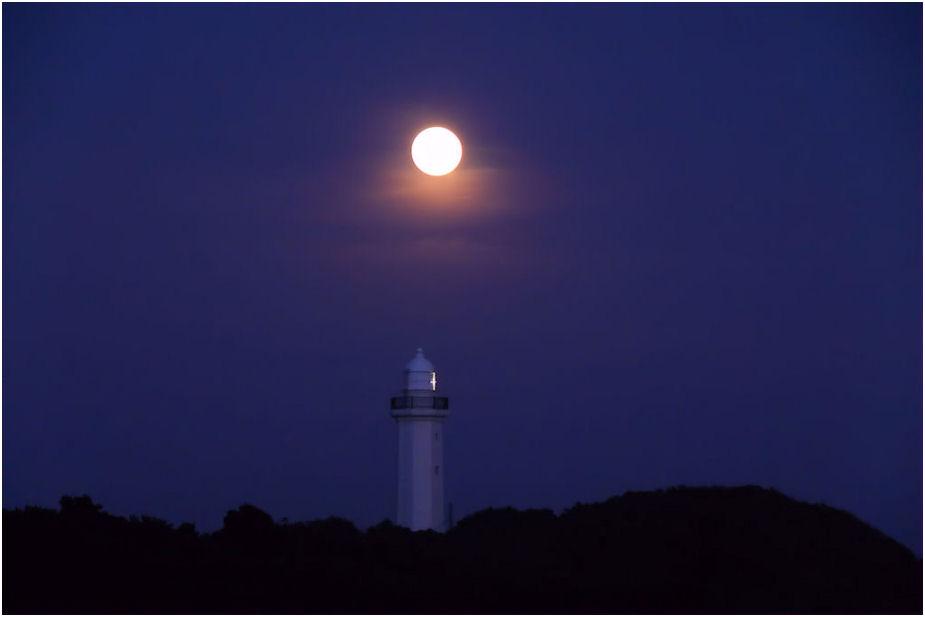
405;348;436;391
406;348;434;372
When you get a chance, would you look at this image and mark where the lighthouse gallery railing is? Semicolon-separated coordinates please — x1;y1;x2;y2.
390;396;449;410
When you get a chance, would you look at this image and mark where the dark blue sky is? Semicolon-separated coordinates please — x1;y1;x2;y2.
4;4;922;554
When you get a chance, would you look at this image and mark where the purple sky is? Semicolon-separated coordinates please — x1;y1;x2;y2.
4;4;922;554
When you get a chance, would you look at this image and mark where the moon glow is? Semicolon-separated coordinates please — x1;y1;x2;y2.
411;127;462;176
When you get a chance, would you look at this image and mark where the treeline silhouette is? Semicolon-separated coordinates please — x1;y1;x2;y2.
4;485;921;614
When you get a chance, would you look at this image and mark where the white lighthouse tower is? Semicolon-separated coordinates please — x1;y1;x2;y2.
389;348;450;532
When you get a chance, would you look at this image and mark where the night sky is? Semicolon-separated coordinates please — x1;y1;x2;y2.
4;4;922;554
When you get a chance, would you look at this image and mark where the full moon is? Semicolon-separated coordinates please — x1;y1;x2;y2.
411;127;462;176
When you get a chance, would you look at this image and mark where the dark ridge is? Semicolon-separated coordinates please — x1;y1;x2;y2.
3;485;920;614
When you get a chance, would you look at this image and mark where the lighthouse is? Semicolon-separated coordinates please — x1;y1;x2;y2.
390;348;450;532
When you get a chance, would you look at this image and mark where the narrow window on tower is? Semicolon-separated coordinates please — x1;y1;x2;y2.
435;432;439;441
435;465;440;475
430;371;436;391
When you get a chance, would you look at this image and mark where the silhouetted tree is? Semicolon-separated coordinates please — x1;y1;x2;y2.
223;503;275;536
59;494;103;515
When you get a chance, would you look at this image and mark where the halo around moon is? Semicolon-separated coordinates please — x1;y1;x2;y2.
411;127;462;176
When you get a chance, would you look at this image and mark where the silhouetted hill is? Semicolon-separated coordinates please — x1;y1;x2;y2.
3;486;920;613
